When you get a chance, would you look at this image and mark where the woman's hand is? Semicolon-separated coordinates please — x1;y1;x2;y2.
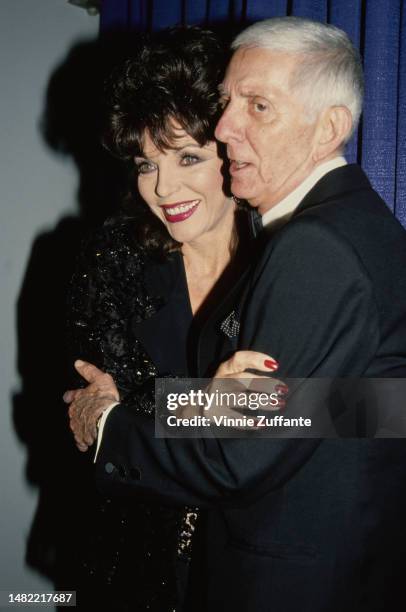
64;360;119;452
214;350;279;378
204;351;289;428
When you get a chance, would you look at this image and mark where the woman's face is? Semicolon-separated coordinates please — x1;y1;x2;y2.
135;127;232;244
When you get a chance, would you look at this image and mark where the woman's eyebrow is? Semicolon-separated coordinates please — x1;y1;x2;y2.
171;143;202;151
139;143;204;158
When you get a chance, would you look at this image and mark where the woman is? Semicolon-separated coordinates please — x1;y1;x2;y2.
67;26;267;611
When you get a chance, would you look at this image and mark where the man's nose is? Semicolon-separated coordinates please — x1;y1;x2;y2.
155;167;179;198
215;103;243;143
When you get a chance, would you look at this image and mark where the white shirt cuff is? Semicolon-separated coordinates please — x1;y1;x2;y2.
94;401;119;463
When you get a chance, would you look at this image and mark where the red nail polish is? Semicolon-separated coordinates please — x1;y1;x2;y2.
264;359;278;369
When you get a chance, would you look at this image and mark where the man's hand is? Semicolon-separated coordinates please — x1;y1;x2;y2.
64;360;119;452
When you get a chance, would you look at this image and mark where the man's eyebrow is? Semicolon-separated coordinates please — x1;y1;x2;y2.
217;83;271;99
240;88;270;98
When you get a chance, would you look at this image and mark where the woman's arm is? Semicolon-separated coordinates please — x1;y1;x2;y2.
67;218;158;433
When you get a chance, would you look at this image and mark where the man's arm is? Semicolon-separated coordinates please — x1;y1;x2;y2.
94;216;379;508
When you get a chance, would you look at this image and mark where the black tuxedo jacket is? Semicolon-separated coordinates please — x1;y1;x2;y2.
96;165;406;611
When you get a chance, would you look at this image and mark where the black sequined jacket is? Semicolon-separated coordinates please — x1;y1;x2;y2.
68;216;198;611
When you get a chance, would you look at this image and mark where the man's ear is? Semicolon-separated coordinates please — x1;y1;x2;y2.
313;106;353;162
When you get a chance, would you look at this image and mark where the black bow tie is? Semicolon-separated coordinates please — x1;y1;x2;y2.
249;210;263;238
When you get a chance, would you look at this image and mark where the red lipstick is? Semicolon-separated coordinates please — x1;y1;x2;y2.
161;199;199;223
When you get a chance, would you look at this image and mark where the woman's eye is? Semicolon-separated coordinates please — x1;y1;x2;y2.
180;154;201;166
135;161;156;175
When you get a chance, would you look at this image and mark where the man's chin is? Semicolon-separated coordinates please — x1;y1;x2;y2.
230;180;256;203
230;177;272;212
231;190;263;212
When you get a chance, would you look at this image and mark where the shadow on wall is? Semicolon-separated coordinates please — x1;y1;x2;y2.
12;31;143;597
12;22;242;607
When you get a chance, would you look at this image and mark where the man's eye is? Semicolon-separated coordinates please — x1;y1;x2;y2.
135;161;156;175
253;101;268;113
180;154;201;166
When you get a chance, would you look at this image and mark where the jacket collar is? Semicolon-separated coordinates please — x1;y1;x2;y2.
293;164;372;218
261;156;347;229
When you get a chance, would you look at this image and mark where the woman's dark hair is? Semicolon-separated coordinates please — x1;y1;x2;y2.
103;27;229;256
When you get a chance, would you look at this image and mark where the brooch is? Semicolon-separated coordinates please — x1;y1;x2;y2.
220;310;240;338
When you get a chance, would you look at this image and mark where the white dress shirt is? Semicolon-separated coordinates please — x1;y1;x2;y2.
94;400;118;461
261;156;347;230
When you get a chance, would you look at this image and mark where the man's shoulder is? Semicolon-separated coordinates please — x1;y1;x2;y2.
254;182;406;295
296;163;402;232
263;213;354;260
262;172;406;262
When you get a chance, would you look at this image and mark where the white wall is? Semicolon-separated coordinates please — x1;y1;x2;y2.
0;0;98;603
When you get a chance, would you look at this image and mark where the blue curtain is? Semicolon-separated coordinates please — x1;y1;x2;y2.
100;0;406;227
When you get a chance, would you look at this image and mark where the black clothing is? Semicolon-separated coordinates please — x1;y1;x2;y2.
96;166;406;611
68;216;198;611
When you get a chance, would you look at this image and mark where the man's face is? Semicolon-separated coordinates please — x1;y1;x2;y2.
215;47;320;214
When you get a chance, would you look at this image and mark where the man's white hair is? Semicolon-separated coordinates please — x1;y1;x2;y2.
232;17;364;139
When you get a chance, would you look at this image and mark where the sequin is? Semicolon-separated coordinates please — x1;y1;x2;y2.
68;216;198;611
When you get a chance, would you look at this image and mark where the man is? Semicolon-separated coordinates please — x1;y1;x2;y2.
69;17;406;611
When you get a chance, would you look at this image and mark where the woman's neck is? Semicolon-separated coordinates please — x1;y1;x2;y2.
181;205;242;316
182;206;236;280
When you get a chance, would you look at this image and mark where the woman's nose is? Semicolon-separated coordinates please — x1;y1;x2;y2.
155;166;179;198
